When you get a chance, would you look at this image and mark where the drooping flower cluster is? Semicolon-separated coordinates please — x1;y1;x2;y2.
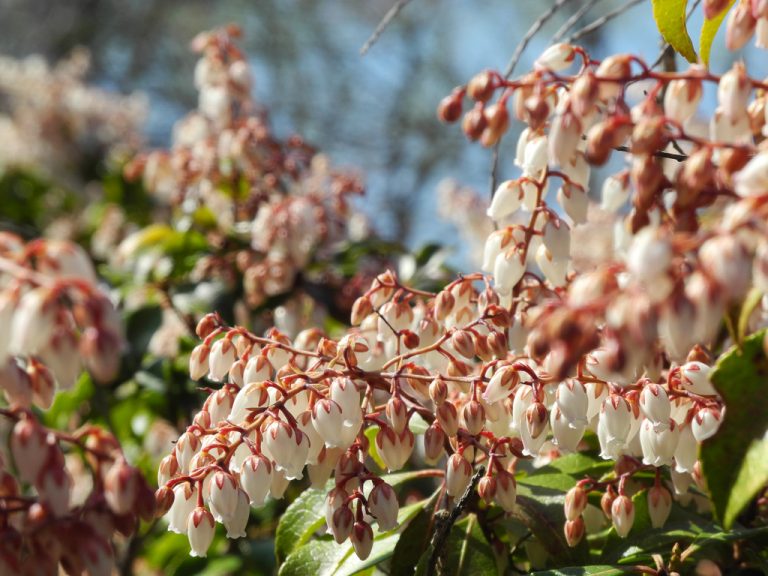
0;234;154;575
122;26;369;314
0;49;145;182
159;37;768;560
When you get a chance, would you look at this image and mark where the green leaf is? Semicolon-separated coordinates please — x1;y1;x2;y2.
390;507;432;575
738;287;764;344
275;471;437;565
652;0;697;62
414;515;498;576
364;426;387;471
699;0;736;66
275;484;330;563
700;329;768;528
531;567;629;576
278;500;427;576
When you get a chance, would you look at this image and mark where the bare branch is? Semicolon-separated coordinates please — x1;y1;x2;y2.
566;0;646;43
360;0;414;56
552;0;603;43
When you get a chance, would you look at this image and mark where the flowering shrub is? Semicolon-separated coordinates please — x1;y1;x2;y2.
0;234;154;574
155;12;768;576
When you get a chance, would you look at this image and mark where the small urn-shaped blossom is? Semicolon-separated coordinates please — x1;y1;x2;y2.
495;470;517;512
664;75;702;123
648;485;672;529
188;507;215;558
264;420;309;480
534;43;576;72
437;401;460;436
639;419;680;467
446;453;473;497
551;406;586;453
564;486;588;521
209;471;239;522
104;458;138;515
175;431;201;474
611;494;635;538
674;423;698;473
224;489;250;539
462;400;486;436
189;344;211;380
556;380;589;427
11;417;48;484
564;517;586;548
639;384;671;428
312;399;348;448
386;396;409;434
368;482;399;532
375;426;415;472
598;395;633;459
487;180;522;220
330;504;354;543
168;483;197;534
351;521;374;560
424;422;446;463
483;365;519;404
692;407;723;442
680;362;717;396
240;454;272;506
208;338;237;381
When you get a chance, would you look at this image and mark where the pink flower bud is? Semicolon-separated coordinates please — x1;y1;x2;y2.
375;426;414;472
478;475;497;504
208;338;237;381
534;43;576;72
330;504;354;543
611;494;635;538
208;471;238;523
564;486;588;521
38;456;71;517
81;534;114;576
264;421;309;480
386;397;409;435
104;458;138;515
564;517;585;547
368;482;399;532
525;402;548;440
692;407;723;442
680;362;717;396
639;384;671;426
10;287;56;356
330;378;361;416
726;1;757;50
556;380;589;427
549;110;582;168
224;489;250;539
312;398;347;448
437;402;459;436
648;485;672;529
639;419;680;467
495;470;517;512
551;406;586;453
189;344;210;380
168;483;197;534
483;366;519;404
351;520;374;560
487;180;523;221
462;400;486;436
446;453;472;497
718;62;751;120
11;417;48;484
424;422;446;464
175;431;201;474
188;507;215;558
494;247;525;295
664;74;703;124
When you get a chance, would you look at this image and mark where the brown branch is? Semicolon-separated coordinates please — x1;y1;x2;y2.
566;0;647;43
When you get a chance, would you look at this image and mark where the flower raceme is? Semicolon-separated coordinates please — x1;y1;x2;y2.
157;37;768;561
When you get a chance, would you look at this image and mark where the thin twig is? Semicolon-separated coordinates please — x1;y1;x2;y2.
552;0;603;43
426;465;485;576
504;0;577;78
360;0;414;55
614;145;688;161
566;0;647;43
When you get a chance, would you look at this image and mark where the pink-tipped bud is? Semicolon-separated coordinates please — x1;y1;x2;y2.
104;458;138;516
429;377;448;405
478;475;497;504
611;494;635;538
564;517;586;547
209;471;239;523
424;422;446;463
648;485;672;528
189;344;211;380
330;505;354;544
351;296;373;326
437;401;459;436
351;520;374;560
601;486;617;519
525;402;548;439
451;330;476;359
368;482;399;532
446;453;473;497
495;470;517;512
187;507;215;558
462;401;486;436
386;397;409;435
483;366;519;404
11;417;48;485
564;486;588;521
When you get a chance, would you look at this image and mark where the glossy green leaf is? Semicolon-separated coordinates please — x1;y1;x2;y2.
700;329;768;528
699;0;736;66
278;500;426;576
652;0;697;62
414;515;498;576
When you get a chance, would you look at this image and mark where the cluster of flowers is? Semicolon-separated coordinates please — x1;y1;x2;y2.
721;0;768;50
123;26;368;312
0;234;154;575
158;36;768;561
0;48;145;182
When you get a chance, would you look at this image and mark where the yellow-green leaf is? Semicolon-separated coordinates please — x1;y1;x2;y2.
699;0;736;67
652;0;698;63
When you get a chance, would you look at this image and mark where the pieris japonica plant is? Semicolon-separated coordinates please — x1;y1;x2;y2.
157;12;768;575
0;233;154;575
